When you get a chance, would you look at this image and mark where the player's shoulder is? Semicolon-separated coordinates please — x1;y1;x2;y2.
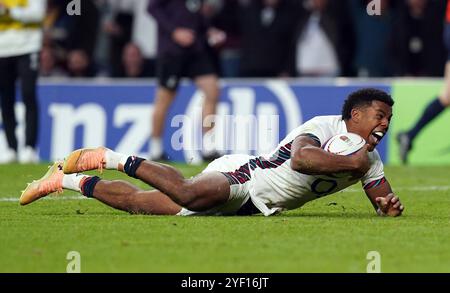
284;115;344;145
302;115;345;134
307;115;342;124
302;115;343;129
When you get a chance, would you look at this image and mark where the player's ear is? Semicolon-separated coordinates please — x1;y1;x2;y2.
350;108;362;124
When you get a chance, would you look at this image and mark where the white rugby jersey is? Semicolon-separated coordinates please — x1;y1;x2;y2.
248;115;385;216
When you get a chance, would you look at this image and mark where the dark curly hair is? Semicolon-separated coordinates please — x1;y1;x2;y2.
342;88;394;120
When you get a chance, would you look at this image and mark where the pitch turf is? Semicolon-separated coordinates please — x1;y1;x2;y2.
1;163;449;273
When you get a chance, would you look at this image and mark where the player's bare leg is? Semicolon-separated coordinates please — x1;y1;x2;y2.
86;180;182;215
195;74;221;159
439;61;450;106
152;87;176;137
195;74;219;134
132;160;230;211
63;147;231;212
150;87;176;159
398;60;450;164
20;162;182;215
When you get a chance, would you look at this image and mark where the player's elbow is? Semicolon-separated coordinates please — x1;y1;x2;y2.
290;149;312;173
290;151;301;171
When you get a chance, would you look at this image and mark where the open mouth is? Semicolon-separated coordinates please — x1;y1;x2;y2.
371;131;385;144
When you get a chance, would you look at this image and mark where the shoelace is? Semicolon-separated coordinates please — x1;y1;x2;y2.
79;151;104;173
38;178;63;194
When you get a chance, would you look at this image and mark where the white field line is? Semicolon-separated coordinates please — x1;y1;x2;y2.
1;186;450;202
344;185;450;193
0;195;85;202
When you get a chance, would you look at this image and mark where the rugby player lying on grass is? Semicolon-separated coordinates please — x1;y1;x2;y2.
20;88;404;217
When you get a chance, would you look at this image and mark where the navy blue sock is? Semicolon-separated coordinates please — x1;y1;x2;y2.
81;176;101;198
408;98;446;140
124;156;145;178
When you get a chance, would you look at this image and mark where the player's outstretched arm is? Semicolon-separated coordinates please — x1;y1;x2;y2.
364;179;404;217
290;135;370;176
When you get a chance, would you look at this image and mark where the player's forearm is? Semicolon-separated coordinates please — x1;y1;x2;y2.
290;146;357;175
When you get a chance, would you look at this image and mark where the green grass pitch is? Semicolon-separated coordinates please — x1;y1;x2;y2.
1;163;449;272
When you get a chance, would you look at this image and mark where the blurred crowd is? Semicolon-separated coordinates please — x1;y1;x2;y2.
41;0;447;79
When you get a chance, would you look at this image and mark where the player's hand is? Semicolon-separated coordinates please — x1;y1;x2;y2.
351;144;370;177
172;28;196;47
376;193;404;217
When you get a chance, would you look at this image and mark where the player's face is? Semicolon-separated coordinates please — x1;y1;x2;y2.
353;101;392;152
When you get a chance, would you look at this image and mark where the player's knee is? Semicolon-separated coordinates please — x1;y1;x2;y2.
172;182;196;207
204;93;218;103
175;181;206;209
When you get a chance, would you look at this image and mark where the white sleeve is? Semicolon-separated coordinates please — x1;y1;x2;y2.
9;0;46;23
361;150;385;186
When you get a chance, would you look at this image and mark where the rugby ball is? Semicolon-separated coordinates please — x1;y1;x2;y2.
323;133;366;156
